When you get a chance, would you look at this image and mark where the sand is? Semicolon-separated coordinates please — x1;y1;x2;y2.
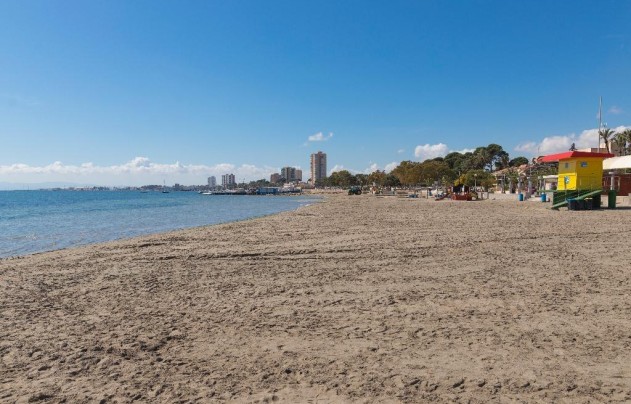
1;195;631;403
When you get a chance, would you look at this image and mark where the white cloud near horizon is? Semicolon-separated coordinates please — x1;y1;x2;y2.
0;157;279;186
454;148;475;154
412;143;476;161
414;143;449;160
308;131;334;142
329;164;346;175
367;163;379;173
384;162;398;173
515;126;630;156
329;161;398;176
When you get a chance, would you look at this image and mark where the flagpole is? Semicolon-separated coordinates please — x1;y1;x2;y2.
598;96;602;151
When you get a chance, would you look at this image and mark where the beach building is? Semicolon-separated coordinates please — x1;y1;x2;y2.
222;173;236;189
538;151;613;209
257;187;279;195
281;167;295;182
540;151;612;192
207;176;216;188
603;155;631;196
310;151;327;185
281;166;302;183
270;173;281;184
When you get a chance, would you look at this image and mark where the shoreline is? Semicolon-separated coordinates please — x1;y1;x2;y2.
2;195;631;402
0;193;323;260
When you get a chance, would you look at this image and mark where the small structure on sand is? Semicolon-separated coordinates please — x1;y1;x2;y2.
538;151;613;210
603;156;631;197
449;185;474;201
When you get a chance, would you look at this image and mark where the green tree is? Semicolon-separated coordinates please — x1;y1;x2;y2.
391;161;422;186
383;173;401;187
443;152;461;169
470;147;489;170
612;129;631;155
354;173;367;187
367;170;387;186
463;170;495;189
496;152;510;170
460;152;476;171
418;160;455;186
314;177;329;187
444;152;469;172
328;170;355;187
599;127;616;153
509;156;529;167
248;179;272;188
475;143;509;171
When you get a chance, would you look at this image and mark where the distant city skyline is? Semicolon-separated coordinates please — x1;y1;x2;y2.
1;1;630;187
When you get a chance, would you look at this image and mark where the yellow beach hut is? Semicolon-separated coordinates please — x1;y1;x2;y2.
538;151;613;209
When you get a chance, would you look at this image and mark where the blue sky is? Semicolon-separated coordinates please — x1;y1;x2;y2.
1;0;630;186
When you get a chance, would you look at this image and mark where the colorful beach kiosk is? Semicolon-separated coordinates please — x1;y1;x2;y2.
538;151;613;210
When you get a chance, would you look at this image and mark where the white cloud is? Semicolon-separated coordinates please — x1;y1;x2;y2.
308;131;334;142
397;149;405;154
0;157;279;186
515;126;631;156
384;162;398;173
414;143;449;161
328;162;399;176
515;132;593;155
329;164;346;175
366;163;380;174
609;106;623;115
454;148;475;154
514;142;538;154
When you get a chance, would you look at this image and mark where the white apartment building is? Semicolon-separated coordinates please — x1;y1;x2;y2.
221;173;236;189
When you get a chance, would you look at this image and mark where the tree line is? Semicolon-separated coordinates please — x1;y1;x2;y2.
318;143;531;188
599;127;631;155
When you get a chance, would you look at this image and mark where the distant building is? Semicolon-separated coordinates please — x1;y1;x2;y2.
310;151;327;185
281;167;299;183
295;169;303;182
222;173;236;189
270;173;282;183
208;176;216;188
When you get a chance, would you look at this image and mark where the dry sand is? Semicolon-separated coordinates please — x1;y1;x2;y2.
2;195;631;403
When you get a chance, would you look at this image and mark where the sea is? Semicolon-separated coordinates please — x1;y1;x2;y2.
0;190;321;258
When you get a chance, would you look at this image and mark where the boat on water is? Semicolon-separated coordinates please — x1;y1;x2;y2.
162;180;169;193
199;188;247;195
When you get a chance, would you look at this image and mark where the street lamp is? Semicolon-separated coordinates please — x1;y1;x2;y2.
609;171;615;191
474;173;477;192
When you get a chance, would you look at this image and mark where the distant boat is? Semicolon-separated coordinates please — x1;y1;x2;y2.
162;180;169;193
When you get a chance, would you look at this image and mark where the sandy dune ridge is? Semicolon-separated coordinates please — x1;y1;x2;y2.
1;195;631;402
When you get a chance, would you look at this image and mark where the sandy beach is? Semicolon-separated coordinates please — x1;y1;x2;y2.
2;195;631;403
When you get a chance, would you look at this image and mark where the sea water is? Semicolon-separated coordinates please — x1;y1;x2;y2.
0;190;320;258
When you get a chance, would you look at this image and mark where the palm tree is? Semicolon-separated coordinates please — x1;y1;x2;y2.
624;129;631;155
613;129;631;155
599;127;616;153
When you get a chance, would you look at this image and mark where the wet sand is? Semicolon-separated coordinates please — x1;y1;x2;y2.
2;195;631;403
